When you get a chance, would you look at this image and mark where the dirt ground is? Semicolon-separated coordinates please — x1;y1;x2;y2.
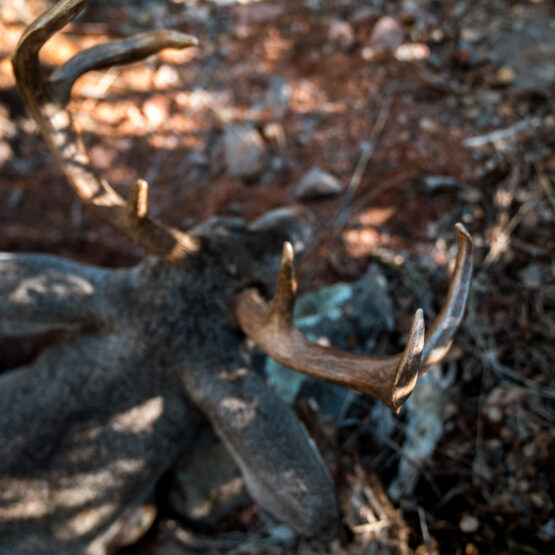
1;1;553;553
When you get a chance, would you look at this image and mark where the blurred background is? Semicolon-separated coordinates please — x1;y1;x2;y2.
0;1;553;553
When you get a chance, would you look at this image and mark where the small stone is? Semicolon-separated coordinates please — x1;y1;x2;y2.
350;6;375;25
461;28;482;43
295;167;343;200
394;42;430;61
496;66;516;85
328;19;355;51
459;515;480;533
223;124;267;179
538;518;555;542
262;77;291;120
530;492;545;509
424;175;461;189
7;188;24;210
226;202;244;215
249;206;313;253
234;3;284;25
459;187;482;203
361;47;376;61
419;117;439;132
430;28;445;42
368;16;404;52
520;263;542;289
484;405;503;424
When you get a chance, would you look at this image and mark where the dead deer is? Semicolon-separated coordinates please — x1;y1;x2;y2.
0;1;473;553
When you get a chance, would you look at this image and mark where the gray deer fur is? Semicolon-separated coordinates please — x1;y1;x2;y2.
0;211;341;554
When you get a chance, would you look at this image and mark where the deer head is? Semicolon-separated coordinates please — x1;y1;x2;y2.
0;1;473;553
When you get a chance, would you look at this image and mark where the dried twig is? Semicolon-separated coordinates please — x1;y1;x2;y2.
333;95;392;232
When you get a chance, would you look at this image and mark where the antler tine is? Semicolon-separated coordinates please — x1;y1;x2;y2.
235;224;473;412
421;223;473;367
11;0;198;260
50;30;198;104
236;243;426;413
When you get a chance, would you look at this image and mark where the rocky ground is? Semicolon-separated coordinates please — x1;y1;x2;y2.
1;1;553;553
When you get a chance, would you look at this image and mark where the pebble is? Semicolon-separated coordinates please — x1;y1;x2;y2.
459;515;480;533
461;28;482;43
368;16;404;52
350;6;375;25
295;167;343;200
496;66;516;85
328;19;355;51
394;42;430;61
419;117;439;132
262;77;291;120
223;124;267;178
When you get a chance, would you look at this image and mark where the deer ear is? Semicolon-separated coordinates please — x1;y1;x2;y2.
249;205;314;253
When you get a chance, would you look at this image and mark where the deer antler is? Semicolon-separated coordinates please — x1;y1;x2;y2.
236;224;472;412
11;0;198;260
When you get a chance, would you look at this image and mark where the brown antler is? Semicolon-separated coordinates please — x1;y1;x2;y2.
236;223;473;412
11;0;198;260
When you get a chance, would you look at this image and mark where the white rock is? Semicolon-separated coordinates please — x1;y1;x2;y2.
295;167;343;200
459;514;480;533
328;19;355;51
368;16;404;52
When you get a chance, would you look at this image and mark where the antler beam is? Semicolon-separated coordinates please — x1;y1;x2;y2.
235;224;473;412
11;0;198;260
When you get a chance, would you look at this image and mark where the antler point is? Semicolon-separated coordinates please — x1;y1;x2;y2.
454;222;471;242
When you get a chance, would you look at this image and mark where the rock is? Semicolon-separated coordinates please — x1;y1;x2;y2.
496;65;516;85
262;77;291;120
350;6;375;25
223;124;267;178
362;16;404;60
419;117;439;132
249;205;313;253
459;515;480;533
461;28;482;44
520;263;542;289
295;167;343;200
424;175;462;190
538;518;555;543
226;202;245;215
265;283;354;404
265;360;308;405
234;2;284;25
394;42;430;61
327;19;356;51
7;188;24;210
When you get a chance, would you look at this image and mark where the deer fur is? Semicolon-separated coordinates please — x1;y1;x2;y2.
0;212;339;554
